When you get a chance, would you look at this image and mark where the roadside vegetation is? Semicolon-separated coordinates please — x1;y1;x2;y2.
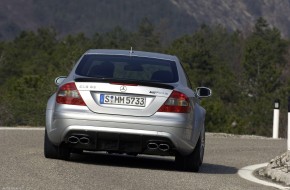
0;18;289;137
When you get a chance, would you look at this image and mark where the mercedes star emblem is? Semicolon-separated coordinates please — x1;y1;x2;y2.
120;86;127;92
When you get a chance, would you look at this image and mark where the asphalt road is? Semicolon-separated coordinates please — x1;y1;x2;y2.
0;128;286;190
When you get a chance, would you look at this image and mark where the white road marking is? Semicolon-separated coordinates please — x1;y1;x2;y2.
0;127;44;130
238;163;290;190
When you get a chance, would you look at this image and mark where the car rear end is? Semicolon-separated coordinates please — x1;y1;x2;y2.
46;50;199;157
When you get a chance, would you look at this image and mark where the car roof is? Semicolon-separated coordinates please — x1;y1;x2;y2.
84;49;178;61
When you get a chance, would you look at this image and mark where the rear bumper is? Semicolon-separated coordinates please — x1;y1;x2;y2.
47;108;198;155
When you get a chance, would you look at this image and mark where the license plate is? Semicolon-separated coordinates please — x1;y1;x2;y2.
100;94;146;107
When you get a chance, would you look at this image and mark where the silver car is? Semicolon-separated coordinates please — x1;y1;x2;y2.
44;49;211;172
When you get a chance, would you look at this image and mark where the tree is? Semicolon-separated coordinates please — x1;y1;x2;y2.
242;18;288;97
241;18;289;135
167;25;244;134
100;26;132;49
133;18;161;52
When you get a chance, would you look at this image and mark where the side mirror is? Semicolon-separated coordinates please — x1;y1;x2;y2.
55;76;67;86
196;87;212;98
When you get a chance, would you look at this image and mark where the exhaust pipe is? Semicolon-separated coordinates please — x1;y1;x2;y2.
159;144;170;152
68;136;79;144
147;142;158;150
79;137;90;145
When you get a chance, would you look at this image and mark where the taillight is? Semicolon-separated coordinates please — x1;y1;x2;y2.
157;90;191;113
56;82;86;106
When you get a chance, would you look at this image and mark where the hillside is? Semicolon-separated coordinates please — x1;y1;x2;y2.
171;0;290;37
0;0;290;39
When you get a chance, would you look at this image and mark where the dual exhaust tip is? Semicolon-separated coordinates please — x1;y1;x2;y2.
68;136;169;151
147;142;170;152
68;136;90;145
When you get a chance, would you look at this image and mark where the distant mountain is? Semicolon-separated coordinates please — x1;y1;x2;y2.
0;0;290;40
170;0;290;37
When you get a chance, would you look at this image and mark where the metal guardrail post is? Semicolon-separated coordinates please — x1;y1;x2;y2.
273;99;280;139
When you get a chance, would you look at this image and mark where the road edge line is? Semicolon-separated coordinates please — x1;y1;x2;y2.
238;163;290;190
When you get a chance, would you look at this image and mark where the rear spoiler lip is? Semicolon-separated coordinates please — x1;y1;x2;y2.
74;77;175;90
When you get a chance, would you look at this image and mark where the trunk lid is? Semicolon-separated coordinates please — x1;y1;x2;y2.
75;78;174;117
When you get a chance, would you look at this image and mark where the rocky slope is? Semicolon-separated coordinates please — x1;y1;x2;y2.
1;0;290;40
171;0;290;37
259;151;290;186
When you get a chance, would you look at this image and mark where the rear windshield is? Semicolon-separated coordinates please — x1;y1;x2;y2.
75;54;178;83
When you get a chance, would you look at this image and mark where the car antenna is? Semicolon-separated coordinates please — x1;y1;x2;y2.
129;47;134;56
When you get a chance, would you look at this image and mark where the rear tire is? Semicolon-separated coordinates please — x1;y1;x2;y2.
44;129;70;160
175;132;204;172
